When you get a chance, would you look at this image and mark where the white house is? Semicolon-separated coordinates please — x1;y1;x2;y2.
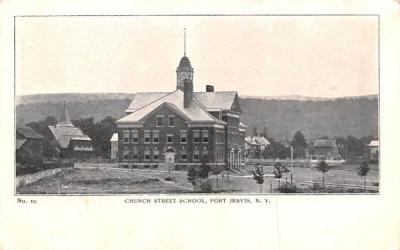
110;133;118;160
368;139;379;162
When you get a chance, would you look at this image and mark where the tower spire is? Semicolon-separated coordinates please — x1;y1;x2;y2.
184;28;186;56
57;101;73;127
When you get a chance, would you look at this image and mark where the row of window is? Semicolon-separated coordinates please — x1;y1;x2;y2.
122;130;209;144
123;148;209;161
156;115;175;127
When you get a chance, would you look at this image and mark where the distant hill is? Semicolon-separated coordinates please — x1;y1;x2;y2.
16;93;378;140
16;93;135;105
239;96;378;141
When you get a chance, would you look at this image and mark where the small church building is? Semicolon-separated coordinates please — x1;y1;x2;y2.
116;31;247;170
48;102;94;159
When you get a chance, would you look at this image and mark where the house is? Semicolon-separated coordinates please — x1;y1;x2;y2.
110;133;118;160
48;102;94;159
368;139;379;162
116;36;246;170
245;136;270;158
255;136;270;151
16;127;44;165
312;138;339;157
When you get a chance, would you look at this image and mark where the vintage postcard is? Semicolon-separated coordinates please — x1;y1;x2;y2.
1;1;400;250
14;15;379;195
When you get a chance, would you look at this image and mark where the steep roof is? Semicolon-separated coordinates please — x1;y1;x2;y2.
177;56;194;72
245;137;258;145
245;136;270;146
127;92;170;112
118;89;225;125
57;102;74;127
49;126;91;148
313;139;336;148
255;136;270;145
16;127;44;139
110;133;118;142
194;91;238;111
16;139;27;149
126;91;239;113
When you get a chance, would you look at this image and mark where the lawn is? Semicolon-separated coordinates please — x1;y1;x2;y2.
17;168;191;194
16;163;379;194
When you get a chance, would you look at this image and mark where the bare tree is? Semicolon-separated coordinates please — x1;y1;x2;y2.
316;160;329;188
273;162;283;189
358;161;370;190
252;164;264;193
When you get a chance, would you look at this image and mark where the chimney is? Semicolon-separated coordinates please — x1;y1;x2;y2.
183;79;193;108
206;85;214;92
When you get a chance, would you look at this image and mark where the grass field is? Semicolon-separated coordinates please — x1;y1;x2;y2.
17;168;191;194
17;162;379;194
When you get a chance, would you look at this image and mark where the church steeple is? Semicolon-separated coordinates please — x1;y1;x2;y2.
176;28;194;90
57;101;74;127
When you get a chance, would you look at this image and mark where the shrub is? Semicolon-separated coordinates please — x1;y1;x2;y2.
199;180;213;193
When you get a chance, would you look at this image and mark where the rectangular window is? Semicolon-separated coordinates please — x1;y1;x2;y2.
133;148;138;160
123;130;130;144
132;130;138;144
167;134;173;144
180;130;187;144
193;149;200;161
202;149;209;161
123;146;130;160
144;131;151;144
193;130;200;143
153;131;159;144
168;115;175;127
156;115;163;127
202;130;209;143
180;150;187;161
153;149;159;161
144;149;150;161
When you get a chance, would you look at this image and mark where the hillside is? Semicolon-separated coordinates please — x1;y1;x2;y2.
15;93;378;140
239;97;378;140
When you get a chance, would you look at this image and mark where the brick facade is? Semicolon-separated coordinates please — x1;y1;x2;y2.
117;104;227;168
116;52;246;170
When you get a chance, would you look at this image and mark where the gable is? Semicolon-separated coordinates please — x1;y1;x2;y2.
118;90;224;125
231;93;241;113
139;102;192;124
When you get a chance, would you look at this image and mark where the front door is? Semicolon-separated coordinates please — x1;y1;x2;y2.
164;152;175;172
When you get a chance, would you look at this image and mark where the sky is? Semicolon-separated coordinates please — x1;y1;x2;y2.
15;15;379;97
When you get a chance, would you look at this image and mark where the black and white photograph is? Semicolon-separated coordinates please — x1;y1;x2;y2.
15;15;379;195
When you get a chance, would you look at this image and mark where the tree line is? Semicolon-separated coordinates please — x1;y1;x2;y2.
249;126;375;160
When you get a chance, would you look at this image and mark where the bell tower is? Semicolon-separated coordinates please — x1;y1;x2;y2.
176;28;194;90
